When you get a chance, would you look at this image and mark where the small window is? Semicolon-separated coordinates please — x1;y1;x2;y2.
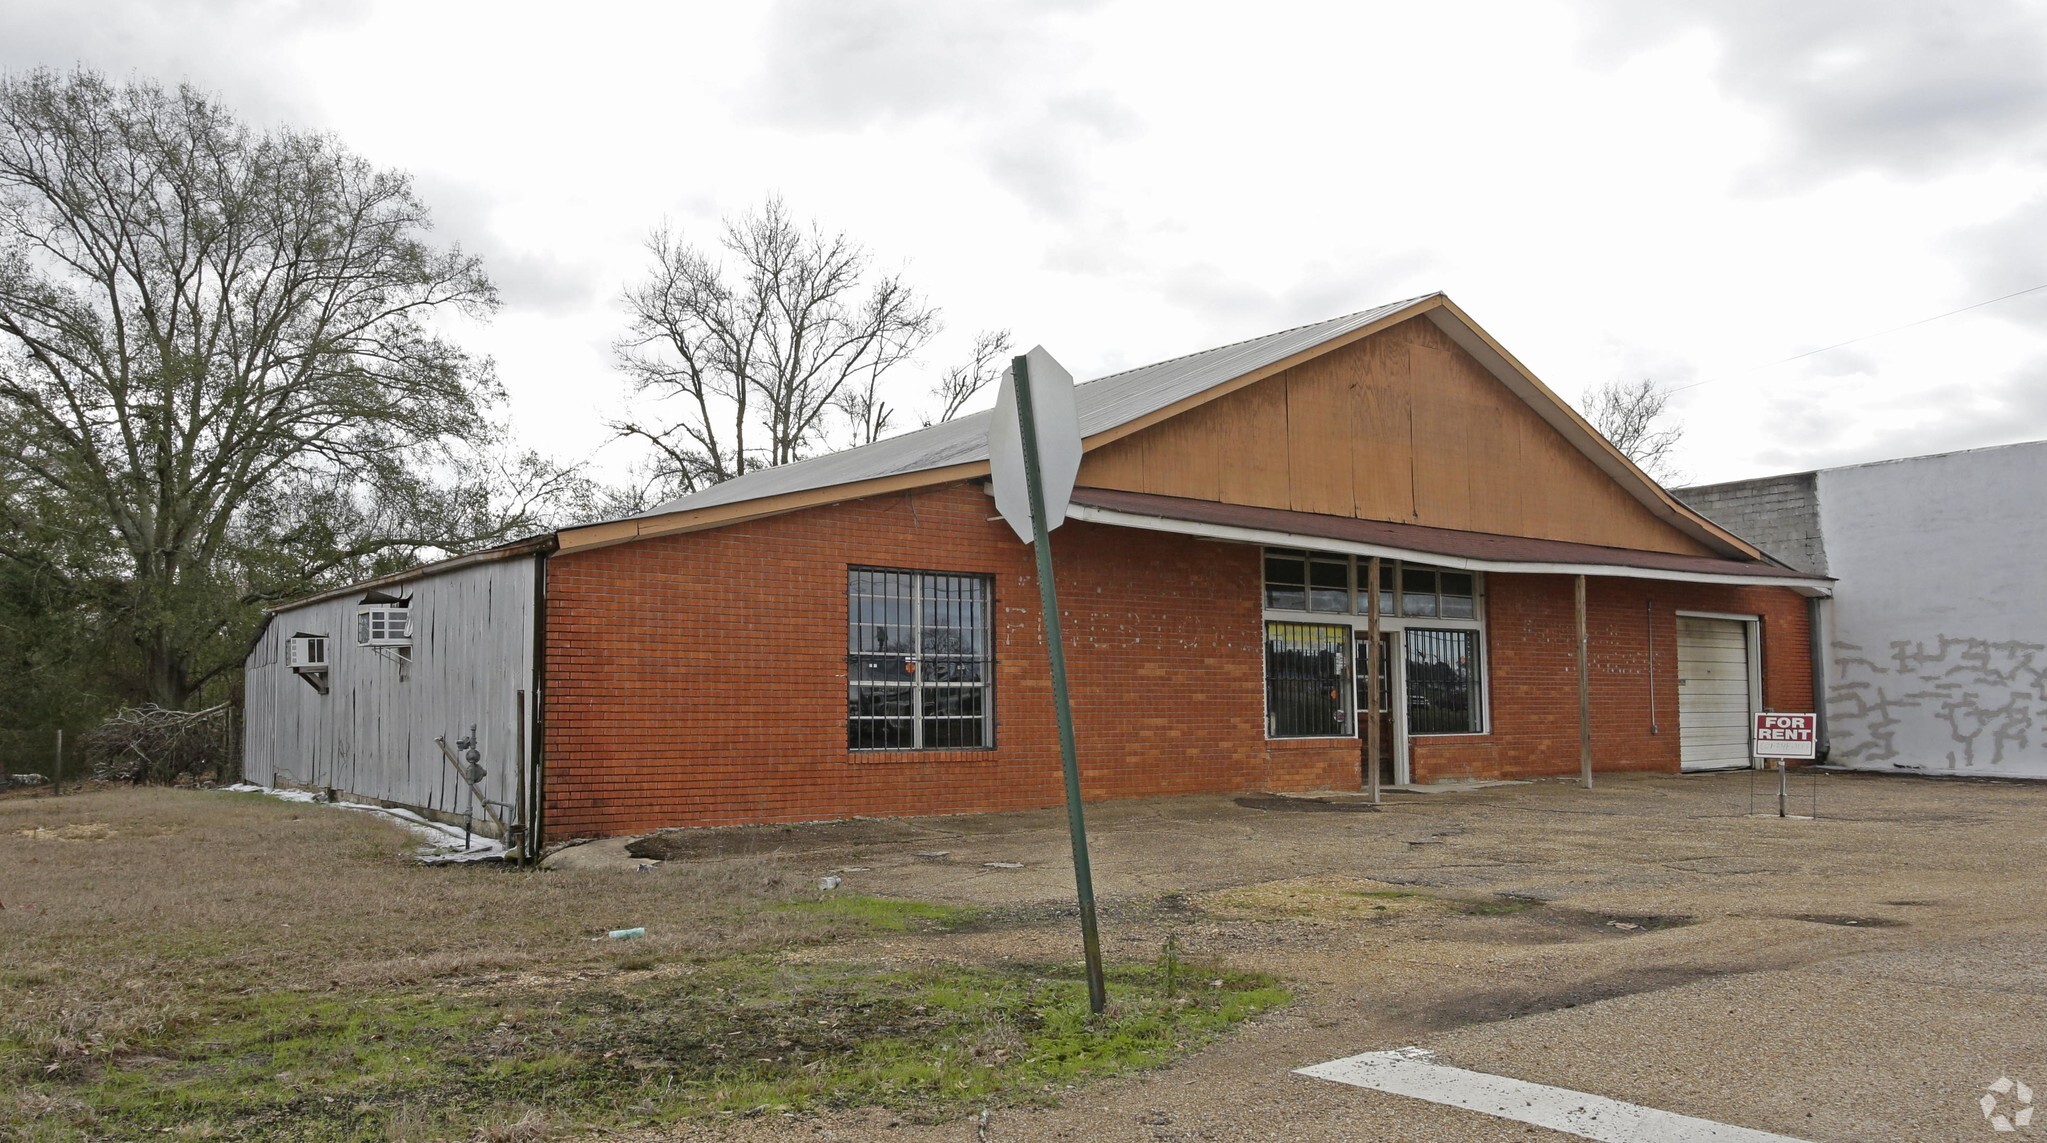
1406;628;1483;734
1266;622;1351;737
1308;557;1350;613
1353;560;1397;616
1440;572;1476;619
1400;568;1439;616
848;569;994;750
1263;551;1308;611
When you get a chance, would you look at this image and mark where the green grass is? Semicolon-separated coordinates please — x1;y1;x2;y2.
771;893;984;932
8;956;1286;1141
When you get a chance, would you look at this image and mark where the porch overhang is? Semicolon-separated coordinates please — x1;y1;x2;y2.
1059;487;1833;597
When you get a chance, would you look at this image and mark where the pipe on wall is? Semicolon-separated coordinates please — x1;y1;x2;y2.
527;545;552;858
1807;594;1829;762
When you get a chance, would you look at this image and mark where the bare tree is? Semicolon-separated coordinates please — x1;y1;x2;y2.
923;328;1013;426
613;197;939;494
0;70;569;707
1580;377;1684;483
835;357;898;448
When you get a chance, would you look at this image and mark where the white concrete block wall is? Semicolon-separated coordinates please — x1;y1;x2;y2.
1818;441;2047;777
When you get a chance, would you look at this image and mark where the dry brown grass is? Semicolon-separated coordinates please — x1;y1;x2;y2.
0;787;869;1069
0;787;1284;1141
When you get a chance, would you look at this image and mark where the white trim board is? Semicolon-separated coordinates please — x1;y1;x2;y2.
1296;1048;1812;1143
1066;505;1831;596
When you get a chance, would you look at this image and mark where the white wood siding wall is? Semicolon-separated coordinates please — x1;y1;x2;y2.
242;556;538;834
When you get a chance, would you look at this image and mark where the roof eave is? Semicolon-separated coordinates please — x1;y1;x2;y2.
1064;500;1831;597
555;294;1456;552
1421;299;1761;561
554;291;1762;562
262;533;559;615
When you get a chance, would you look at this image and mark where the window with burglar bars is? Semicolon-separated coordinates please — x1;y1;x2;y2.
1405;627;1483;735
1265;622;1352;738
847;569;995;751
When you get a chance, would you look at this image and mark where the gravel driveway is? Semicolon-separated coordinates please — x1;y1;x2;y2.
620;770;2047;1142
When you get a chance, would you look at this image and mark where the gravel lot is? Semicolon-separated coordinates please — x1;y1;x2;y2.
618;769;2047;1142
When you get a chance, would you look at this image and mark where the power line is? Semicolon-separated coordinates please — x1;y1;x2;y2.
1669;279;2047;393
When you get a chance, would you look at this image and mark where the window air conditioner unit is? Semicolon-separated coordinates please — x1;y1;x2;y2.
356;605;412;647
287;634;329;672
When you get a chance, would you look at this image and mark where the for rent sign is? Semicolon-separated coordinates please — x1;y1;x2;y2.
1753;712;1818;760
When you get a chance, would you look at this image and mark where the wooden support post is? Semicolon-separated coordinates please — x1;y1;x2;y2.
52;728;63;797
1365;556;1383;804
1576;574;1593;790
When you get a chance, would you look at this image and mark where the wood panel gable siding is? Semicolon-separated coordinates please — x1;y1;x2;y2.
1075;317;1715;557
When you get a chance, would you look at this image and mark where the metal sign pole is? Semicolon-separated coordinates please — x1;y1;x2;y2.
1011;352;1107;1016
1777;758;1788;819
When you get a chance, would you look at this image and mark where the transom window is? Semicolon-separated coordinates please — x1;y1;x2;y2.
1262;550;1489;739
1262;551;1479;621
847;569;994;751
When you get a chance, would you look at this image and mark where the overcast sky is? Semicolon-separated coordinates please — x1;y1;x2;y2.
8;0;2047;486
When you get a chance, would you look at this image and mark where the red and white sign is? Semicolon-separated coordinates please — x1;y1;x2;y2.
1753;712;1818;760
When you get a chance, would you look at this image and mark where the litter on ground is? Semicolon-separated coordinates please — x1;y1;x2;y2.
221;783;507;863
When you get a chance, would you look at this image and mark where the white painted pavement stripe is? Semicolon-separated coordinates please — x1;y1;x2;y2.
1295;1048;1811;1143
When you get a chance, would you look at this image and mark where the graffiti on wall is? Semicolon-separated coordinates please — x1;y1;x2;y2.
1830;636;2046;770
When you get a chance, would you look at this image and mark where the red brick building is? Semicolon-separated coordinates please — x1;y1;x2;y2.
245;294;1828;849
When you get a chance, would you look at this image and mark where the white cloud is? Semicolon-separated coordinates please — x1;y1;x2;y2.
6;0;2046;487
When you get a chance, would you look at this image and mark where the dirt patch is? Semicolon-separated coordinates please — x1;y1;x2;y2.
1231;795;1379;813
1660;855;1789;875
1408;964;1729;1031
1791;913;1907;928
15;822;112;841
627;818;943;861
1193;877;1692;944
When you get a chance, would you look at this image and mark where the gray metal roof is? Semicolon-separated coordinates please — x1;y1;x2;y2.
641;294;1439;517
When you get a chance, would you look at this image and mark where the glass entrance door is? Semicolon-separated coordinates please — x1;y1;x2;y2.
1356;631;1400;786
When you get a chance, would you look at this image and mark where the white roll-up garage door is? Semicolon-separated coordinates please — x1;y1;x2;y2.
1677;616;1754;771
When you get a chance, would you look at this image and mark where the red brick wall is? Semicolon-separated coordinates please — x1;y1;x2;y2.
540;481;1814;838
1409;575;1812;782
541;483;1360;839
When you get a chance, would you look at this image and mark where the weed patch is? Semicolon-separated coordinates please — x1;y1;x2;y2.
771;894;983;933
8;957;1285;1141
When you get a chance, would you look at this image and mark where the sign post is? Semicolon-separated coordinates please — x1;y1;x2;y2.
1752;712;1818;819
989;347;1106;1016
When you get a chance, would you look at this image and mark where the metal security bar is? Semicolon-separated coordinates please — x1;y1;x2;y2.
848;569;994;750
1266;622;1352;737
1405;627;1482;735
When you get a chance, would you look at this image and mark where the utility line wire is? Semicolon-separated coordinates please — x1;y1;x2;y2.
1669;279;2047;393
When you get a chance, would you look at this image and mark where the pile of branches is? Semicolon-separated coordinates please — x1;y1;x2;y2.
82;704;233;785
